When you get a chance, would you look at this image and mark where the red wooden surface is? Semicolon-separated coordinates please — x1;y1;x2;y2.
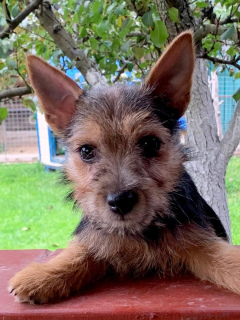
0;249;240;320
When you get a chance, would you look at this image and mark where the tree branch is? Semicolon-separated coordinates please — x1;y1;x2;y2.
0;86;32;100
126;32;146;38
113;63;127;83
219;4;240;25
219;17;240;25
0;0;44;39
36;1;106;87
129;0;144;17
219;99;240;163
194;24;227;43
198;54;240;71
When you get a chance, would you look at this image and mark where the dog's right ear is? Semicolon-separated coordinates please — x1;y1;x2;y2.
27;55;82;135
145;31;195;119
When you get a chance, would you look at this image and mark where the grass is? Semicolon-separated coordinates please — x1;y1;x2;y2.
0;157;239;250
226;156;240;245
0;162;80;250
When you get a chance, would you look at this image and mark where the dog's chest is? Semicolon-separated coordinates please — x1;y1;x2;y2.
87;231;181;277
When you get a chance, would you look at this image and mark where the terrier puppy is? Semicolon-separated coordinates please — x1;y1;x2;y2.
9;32;240;304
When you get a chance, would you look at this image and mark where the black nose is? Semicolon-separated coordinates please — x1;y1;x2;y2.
107;190;138;216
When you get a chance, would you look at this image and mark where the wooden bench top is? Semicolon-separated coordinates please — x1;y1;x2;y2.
1;249;240;320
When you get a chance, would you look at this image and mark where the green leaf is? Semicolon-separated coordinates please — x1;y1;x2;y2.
96;20;111;37
0;107;8;124
139;62;148;69
132;47;145;59
127;63;134;72
112;39;119;51
109;63;117;74
73;12;79;23
142;10;154;28
106;3;117;14
220;25;236;40
114;5;126;16
196;1;208;8
226;46;235;57
90;38;99;50
233;87;240;102
213;41;221;53
119;18;132;39
117;16;122;27
22;98;36;112
92;0;102;14
79;27;87;38
234;72;240;79
193;11;201;17
102;41;112;48
121;40;131;52
11;4;21;18
168;7;180;23
150;20;168;48
0;15;6;26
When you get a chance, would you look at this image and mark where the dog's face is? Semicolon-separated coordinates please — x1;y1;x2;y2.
65;85;184;235
27;32;194;236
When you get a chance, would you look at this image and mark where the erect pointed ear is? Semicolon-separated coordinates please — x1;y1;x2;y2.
27;55;82;135
146;31;195;119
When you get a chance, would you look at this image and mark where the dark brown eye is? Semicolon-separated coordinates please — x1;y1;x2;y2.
138;135;161;158
79;145;96;162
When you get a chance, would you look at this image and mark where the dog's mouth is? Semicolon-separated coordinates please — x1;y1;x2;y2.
81;189;159;235
102;201;156;236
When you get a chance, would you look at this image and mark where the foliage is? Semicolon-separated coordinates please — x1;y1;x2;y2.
0;107;7;124
0;0;239;99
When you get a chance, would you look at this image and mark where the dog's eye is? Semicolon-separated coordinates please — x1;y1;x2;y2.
78;145;96;162
138;135;161;158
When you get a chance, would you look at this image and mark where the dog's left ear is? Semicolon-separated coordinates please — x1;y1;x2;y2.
27;55;82;135
146;31;195;119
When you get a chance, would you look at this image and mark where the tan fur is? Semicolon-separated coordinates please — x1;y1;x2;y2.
8;32;240;304
65;116;184;236
185;237;240;295
9;242;107;303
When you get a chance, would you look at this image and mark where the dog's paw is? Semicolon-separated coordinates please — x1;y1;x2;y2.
8;263;68;304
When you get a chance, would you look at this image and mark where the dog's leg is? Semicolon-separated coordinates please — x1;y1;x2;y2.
8;242;107;303
185;237;240;295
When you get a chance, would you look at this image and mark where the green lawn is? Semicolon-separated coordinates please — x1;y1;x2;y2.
0;163;80;250
0;158;239;250
226;156;240;245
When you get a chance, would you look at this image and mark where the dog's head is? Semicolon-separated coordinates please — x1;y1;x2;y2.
27;32;194;236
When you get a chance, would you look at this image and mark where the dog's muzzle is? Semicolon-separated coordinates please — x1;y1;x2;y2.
107;190;138;216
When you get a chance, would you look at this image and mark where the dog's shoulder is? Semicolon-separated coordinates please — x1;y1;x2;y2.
168;171;228;241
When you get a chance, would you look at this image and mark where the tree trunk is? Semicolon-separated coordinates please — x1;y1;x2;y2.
185;59;231;239
156;1;232;238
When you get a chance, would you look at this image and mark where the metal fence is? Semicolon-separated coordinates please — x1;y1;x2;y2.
0;99;39;163
217;70;239;135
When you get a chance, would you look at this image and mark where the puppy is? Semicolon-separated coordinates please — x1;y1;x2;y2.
9;31;240;304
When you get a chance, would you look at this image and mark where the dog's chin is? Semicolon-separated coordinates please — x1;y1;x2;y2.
90;206;155;237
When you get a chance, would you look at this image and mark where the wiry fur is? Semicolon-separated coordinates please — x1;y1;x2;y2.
9;32;240;304
65;84;184;237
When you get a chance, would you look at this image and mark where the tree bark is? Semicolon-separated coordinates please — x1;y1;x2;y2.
0;86;32;100
36;1;106;87
0;0;43;39
185;59;231;239
157;1;232;237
